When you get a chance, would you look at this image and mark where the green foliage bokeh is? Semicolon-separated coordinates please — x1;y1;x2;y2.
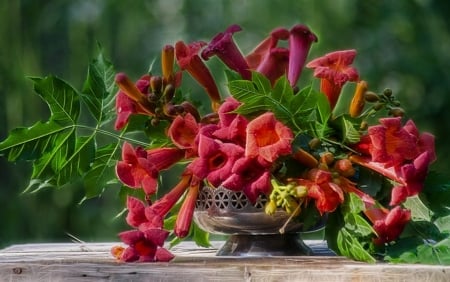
1;0;449;248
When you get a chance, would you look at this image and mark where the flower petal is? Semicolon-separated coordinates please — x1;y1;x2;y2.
245;112;293;162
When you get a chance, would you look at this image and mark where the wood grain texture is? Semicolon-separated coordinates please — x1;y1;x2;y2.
0;241;449;282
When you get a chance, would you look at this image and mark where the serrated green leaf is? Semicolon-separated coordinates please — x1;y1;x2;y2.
252;72;272;95
83;143;121;198
24;134;96;192
344;213;375;237
0;121;71;161
1;76;80;163
434;215;450;233
336;116;361;143
355;166;385;197
403;220;447;241
416;243;450;265
384;236;423;262
403;195;433;221
316;91;332;124
386;236;450;265
272;76;293;104
337;228;376;262
81;50;116;123
54;136;95;186
324;210;345;253
342;192;365;214
31;76;80;123
24;130;75;192
228;74;322;133
310;92;333;138
290;85;318;117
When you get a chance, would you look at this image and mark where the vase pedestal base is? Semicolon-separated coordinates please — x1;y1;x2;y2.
216;233;312;257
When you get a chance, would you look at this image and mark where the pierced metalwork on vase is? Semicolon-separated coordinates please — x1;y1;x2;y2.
195;186;267;212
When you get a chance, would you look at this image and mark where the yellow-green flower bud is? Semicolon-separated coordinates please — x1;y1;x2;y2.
295;185;308;198
265;200;277;215
285;199;300;216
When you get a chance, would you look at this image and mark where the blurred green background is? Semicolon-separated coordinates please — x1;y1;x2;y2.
1;0;449;248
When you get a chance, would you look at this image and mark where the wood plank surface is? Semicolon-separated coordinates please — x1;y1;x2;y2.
0;241;449;282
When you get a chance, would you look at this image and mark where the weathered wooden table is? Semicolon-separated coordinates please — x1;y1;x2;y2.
0;241;449;281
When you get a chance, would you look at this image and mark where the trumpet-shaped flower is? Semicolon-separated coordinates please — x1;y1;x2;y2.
245;112;293;163
116;143;185;195
174;182;200;238
246;27;289;70
247;28;290;85
116;143;158;195
357;117;436;167
125;196;150;229
213;97;248;145
222;157;271;203
368;117;421;167
113;196;174;262
390;151;434;205
175;40;221;111
114;74;152;130
367;206;411;245
188;135;245;187
351;117;436;205
201;24;251;80
298;169;345;214
287;24;318;86
306;49;359;109
256;48;290;85
117;229;174;262
168;113;200;157
146;173;192;219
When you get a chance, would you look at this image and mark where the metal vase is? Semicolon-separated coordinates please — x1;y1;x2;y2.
194;186;324;256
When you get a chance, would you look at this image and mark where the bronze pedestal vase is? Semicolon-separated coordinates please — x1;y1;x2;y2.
194;186;324;256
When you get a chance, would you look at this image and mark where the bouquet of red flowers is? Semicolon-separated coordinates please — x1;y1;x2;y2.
1;23;449;264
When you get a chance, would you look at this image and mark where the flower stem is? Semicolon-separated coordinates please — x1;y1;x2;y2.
279;200;302;234
75;124;149;147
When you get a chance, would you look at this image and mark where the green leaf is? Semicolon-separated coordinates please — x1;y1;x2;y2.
252;72;272;95
228;73;321;133
344;213;375;237
291;85;319;118
335;116;361;144
384;236;423;263
0;76;80;162
416;243;450;265
81;50;116;123
324;210;344;254
31;76;80;124
310;92;333;138
224;69;242;82
434;215;450;233
83;143;121;198
355;166;385;197
337;228;376;263
403;195;433;221
385;236;450;265
0;52;126;199
0;121;72;161
403;220;447;241
342;192;365;214
192;222;211;248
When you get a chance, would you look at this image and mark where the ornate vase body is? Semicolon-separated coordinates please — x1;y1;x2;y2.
194;186;324;256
